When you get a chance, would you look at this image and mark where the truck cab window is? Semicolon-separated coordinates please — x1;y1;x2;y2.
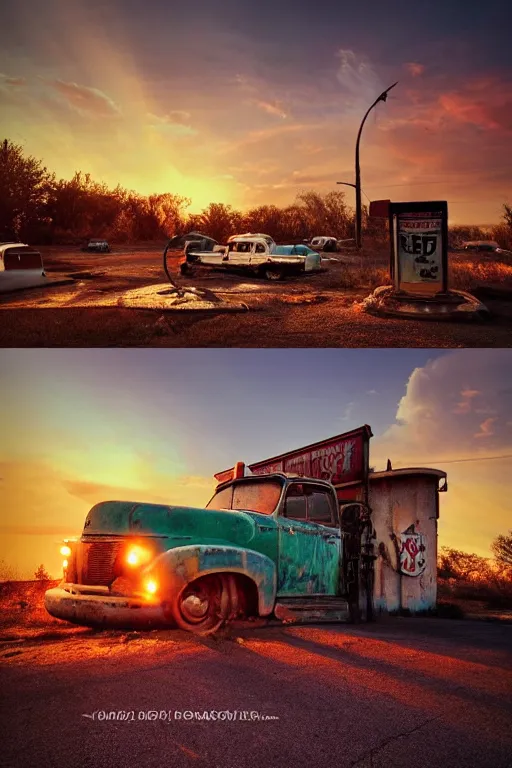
255;243;266;253
306;488;334;524
284;484;307;520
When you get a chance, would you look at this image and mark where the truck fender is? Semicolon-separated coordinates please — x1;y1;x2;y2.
146;545;277;616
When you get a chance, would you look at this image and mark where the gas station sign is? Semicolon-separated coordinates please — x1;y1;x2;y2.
390;201;448;296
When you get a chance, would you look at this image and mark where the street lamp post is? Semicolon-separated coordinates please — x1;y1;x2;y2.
338;81;398;250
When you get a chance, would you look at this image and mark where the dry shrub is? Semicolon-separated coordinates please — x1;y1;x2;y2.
0;579;61;629
438;547;512;609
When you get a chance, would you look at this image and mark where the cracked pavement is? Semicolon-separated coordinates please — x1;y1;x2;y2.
2;617;511;767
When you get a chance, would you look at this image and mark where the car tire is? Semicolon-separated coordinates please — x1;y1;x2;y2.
180;262;194;276
264;267;286;281
170;573;238;635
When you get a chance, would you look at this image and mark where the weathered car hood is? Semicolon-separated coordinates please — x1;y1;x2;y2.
83;500;276;551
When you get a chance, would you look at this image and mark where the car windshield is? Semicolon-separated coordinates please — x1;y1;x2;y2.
206;479;283;515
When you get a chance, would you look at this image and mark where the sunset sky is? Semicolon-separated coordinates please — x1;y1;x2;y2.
1;348;511;578
1;0;511;223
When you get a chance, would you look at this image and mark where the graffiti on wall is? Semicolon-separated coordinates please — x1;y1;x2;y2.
397;525;426;576
214;426;372;492
248;427;371;486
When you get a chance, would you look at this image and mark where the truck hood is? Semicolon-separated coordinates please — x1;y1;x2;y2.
83;500;275;549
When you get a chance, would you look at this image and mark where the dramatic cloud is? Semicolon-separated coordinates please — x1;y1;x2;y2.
372;350;512;556
373;349;512;465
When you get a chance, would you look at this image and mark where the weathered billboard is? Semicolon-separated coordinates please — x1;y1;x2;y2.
215;426;373;499
390;201;448;296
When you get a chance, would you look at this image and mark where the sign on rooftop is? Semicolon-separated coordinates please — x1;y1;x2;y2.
215;425;373;489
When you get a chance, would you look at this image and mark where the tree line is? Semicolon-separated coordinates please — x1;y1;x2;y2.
1;138;510;248
0;138;391;246
438;530;512;609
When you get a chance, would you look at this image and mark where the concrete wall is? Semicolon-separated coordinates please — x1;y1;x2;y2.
369;473;440;613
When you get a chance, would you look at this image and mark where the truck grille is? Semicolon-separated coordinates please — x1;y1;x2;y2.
82;541;122;586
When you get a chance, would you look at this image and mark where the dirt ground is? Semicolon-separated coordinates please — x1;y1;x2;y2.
1;244;511;347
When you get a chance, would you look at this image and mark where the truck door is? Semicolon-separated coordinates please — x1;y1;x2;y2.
277;483;340;597
228;241;253;267
251;241;268;268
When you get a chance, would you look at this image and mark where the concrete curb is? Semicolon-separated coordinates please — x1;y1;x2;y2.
362;285;491;322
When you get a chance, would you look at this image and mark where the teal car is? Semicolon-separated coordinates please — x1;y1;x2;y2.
45;473;370;634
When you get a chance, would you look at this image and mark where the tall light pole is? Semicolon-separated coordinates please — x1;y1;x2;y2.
338;81;398;250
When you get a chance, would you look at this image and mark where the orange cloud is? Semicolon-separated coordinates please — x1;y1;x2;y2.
0;74;26;88
45;79;121;116
254;100;287;119
453;388;481;414
438;93;502;130
405;63;425;77
474;418;498;439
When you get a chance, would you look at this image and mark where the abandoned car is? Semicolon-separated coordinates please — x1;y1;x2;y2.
179;232;323;280
45;467;371;634
462;240;511;256
0;242;48;292
0;242;45;274
309;236;339;252
82;239;111;253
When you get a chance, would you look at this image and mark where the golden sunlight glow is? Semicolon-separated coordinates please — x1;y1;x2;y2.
60;545;72;557
145;579;158;595
62;559;68;568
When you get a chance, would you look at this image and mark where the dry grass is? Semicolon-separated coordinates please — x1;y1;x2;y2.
450;257;512;291
343;242;512;292
0;580;62;631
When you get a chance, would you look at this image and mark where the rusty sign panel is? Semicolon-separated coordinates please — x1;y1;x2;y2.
248;425;372;484
369;199;390;218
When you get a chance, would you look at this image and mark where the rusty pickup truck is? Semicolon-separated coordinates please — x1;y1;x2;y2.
45;467;373;634
180;232;323;281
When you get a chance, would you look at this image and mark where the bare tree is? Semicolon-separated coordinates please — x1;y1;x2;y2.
492;531;512;569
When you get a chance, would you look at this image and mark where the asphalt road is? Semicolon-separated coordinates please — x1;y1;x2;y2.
1;247;511;347
2;618;511;768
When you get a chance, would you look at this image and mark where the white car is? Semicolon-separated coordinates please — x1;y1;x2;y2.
82;239;110;253
0;242;47;292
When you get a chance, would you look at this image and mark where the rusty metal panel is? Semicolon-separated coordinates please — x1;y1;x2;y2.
369;474;441;613
247;426;373;486
369;199;390;218
276;518;340;597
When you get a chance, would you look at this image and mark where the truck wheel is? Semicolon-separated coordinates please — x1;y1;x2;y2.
172;574;238;635
264;267;285;281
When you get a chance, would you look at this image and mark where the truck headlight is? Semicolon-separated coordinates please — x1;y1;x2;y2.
126;545;151;567
60;545;72;557
144;579;158;595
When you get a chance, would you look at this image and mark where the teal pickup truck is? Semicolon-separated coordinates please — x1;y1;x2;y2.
45;471;373;634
